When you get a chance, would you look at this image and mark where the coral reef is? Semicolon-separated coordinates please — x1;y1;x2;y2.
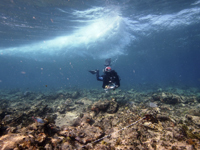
0;87;200;149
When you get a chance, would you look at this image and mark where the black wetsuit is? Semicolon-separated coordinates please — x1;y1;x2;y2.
96;70;120;89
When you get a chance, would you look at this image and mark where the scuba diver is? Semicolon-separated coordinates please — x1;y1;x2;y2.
89;58;120;91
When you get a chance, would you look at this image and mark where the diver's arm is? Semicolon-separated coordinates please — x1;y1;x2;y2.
96;70;103;81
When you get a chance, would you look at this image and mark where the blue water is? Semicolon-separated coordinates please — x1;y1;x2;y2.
0;0;200;91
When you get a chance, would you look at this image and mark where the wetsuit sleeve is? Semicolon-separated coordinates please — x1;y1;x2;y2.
96;70;103;81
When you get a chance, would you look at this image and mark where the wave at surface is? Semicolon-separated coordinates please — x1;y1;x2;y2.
0;6;131;60
0;1;200;61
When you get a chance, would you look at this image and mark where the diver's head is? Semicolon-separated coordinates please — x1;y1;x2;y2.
104;66;111;73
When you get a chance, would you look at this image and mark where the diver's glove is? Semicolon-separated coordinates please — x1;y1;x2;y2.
89;69;98;74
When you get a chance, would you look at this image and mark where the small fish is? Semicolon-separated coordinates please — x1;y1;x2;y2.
32;116;44;123
45;85;47;87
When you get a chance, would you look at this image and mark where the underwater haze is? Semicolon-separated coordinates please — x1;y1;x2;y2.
0;0;200;91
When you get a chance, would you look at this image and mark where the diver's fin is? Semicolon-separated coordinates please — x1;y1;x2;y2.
104;58;111;66
88;70;97;74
